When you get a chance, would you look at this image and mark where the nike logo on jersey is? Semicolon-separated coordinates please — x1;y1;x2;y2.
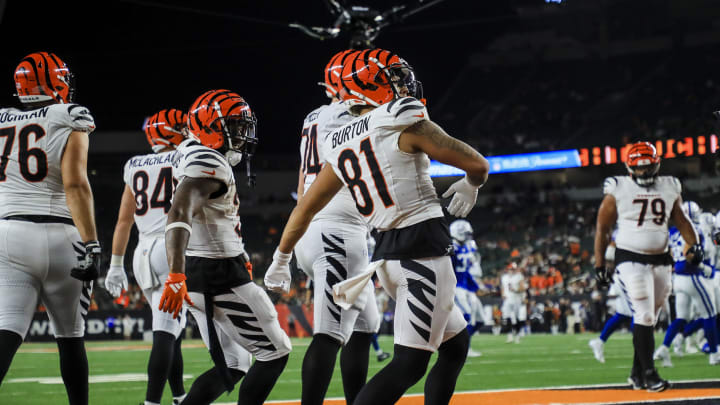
169;282;183;293
413;112;425;118
201;170;216;176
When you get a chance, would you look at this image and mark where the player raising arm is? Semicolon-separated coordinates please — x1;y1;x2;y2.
0;52;98;405
266;49;488;405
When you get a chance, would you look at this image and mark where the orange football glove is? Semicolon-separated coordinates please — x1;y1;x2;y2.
159;273;194;319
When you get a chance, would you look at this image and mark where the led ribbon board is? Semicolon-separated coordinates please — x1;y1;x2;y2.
429;149;581;177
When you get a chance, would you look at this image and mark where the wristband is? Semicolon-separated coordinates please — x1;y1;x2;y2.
166;222;193;235
465;176;485;189
273;248;292;265
166;273;187;283
110;254;124;267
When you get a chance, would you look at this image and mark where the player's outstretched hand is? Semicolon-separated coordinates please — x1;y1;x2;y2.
264;248;292;294
159;273;193;319
104;265;128;297
594;266;610;288
71;240;101;282
442;176;480;218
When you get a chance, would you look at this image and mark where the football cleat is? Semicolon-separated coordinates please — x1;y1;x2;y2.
653;345;673;368
710;352;720;366
671;335;684;357
588;338;605;363
644;369;670;392
467;348;482;358
627;375;644;390
685;338;699;355
377;352;390;362
506;333;514;344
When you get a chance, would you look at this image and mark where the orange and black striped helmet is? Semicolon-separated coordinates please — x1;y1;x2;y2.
187;89;257;155
625;141;661;186
320;49;359;99
14;52;74;104
339;49;423;107
143;109;186;152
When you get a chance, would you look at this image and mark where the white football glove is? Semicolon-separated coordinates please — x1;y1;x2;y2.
441;176;481;218
264;248;292;294
700;263;714;278
104;264;128;298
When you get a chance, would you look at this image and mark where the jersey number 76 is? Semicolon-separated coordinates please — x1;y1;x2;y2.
0;125;48;182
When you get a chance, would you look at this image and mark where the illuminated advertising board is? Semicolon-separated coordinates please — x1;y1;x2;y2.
429;135;718;177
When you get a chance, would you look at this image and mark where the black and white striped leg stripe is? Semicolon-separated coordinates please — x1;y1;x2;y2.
401;260;437;342
79;282;92;320
322;233;347;323
214;299;277;352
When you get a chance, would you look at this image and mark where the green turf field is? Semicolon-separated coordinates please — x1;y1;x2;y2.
0;332;715;404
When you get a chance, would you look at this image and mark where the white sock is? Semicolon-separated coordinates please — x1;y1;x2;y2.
173;393;187;403
145;401;160;405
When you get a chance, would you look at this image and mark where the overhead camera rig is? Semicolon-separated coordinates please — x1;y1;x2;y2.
290;0;446;48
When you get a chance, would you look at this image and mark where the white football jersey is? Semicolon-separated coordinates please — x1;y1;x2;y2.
173;139;244;258
0;104;95;218
501;272;525;299
122;151;176;238
299;101;363;225
604;176;681;255
322;97;442;231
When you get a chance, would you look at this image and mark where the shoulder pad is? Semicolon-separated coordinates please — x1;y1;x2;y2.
64;104;96;133
603;176;619;195
378;97;428;130
303;105;327;126
178;144;233;186
669;176;682;193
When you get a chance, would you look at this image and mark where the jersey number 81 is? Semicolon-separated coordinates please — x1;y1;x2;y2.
338;137;394;216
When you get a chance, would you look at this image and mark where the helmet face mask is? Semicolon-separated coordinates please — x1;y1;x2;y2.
220;115;258;157
384;61;423;100
626;161;660;186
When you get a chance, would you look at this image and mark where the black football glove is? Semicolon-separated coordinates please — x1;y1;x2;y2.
713;231;720;246
686;243;704;266
594;266;611;288
71;240;101;281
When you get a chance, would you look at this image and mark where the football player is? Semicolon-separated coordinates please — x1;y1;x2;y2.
501;262;526;344
595;142;703;392
104;109;188;405
449;219;486;357
654;201;718;366
0;52;99;405
160;90;290;405
292;49;382;405
265;48;489;405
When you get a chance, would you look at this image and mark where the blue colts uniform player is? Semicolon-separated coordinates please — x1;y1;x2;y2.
450;219;486;357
